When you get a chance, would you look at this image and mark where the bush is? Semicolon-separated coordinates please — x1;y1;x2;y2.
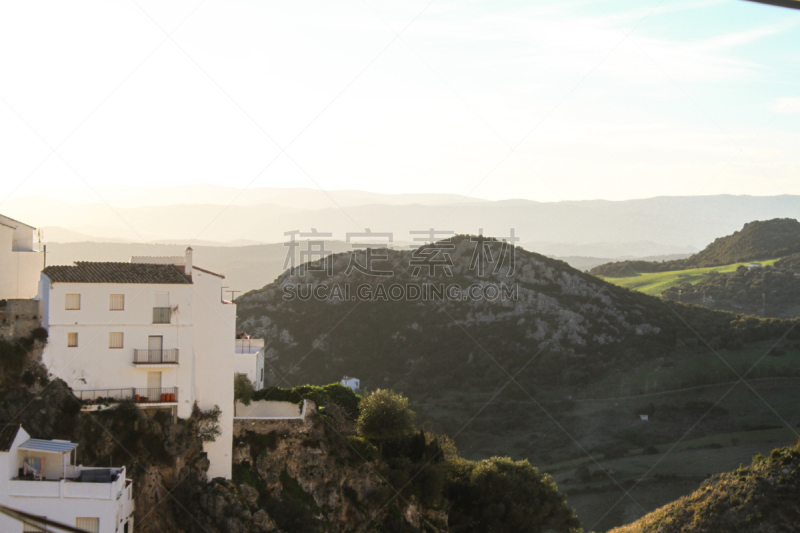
357;389;415;446
31;327;48;341
446;457;582;533
234;374;255;405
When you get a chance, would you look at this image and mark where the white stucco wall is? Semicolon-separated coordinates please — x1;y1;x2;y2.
190;269;236;480
0;224;43;300
41;279;195;417
234;352;258;384
234;400;302;418
40;263;237;480
0;428;133;533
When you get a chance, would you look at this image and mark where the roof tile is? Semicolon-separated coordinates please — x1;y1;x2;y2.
43;262;192;284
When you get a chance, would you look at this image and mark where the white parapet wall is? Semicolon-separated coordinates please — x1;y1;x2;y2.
234;400;308;419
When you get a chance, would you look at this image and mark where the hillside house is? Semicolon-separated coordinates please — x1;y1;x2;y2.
234;335;265;391
748;263;763;270
38;248;235;479
341;376;360;391
0;425;134;533
0;215;44;300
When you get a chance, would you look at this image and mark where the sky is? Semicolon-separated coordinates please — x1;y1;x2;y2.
0;0;799;205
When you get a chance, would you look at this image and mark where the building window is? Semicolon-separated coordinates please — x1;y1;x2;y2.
75;518;99;533
110;294;124;310
23;522;46;532
67;332;78;348
109;332;123;349
65;294;81;310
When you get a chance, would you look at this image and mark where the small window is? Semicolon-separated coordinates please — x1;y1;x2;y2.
23;522;46;532
65;294;81;310
67;332;78;348
75;518;99;533
110;294;124;310
109;332;123;349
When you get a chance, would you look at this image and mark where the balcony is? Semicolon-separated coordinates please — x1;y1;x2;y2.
134;348;179;365
10;467;129;501
153;307;171;324
76;387;178;409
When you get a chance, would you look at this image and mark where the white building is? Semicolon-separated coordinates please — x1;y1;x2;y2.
234;336;265;391
39;248;235;480
0;425;134;533
0;215;44;300
340;376;360;391
748;263;763;270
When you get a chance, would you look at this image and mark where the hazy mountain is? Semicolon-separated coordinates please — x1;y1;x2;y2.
8;193;800;251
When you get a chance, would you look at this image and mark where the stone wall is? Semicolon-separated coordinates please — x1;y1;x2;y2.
0;299;41;340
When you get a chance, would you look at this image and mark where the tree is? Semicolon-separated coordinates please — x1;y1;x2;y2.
446;457;582;533
356;389;415;451
234;374;255;405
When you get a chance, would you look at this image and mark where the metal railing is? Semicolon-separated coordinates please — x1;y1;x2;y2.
76;387;178;405
133;348;179;364
152;307;171;324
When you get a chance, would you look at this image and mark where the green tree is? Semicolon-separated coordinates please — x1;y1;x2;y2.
446;457;582;533
356;389;415;451
234;374;255;405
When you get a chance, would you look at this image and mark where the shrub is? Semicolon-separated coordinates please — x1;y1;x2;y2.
357;389;415;447
31;327;48;341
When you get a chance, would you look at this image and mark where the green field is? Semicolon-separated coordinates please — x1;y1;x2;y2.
597;258;780;296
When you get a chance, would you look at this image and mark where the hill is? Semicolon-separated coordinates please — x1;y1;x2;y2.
235;235;800;528
590;219;800;277
661;263;800;318
609;442;800;533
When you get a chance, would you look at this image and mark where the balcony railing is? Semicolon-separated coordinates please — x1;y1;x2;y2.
76;387;178;406
153;307;171;324
134;348;179;364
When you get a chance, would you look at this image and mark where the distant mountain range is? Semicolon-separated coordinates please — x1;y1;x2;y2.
5;189;800;252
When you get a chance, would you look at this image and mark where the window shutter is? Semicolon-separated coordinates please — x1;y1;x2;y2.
68;332;78;347
65;294;81;310
110;294;124;310
109;332;124;349
75;518;100;533
23;522;46;532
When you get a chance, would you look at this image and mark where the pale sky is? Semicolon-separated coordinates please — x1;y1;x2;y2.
1;0;799;204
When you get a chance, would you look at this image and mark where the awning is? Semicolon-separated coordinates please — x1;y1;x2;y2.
18;439;78;453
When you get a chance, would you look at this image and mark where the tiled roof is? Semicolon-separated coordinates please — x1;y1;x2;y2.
43;262;192;284
0;424;21;451
193;265;225;279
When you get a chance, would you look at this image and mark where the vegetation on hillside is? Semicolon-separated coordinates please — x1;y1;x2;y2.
609;442;800;533
661;263;800;318
590;219;800;277
178;385;581;532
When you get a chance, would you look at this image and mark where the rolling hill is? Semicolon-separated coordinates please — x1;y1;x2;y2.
235;235;800;530
609;442;800;533
590;219;800;277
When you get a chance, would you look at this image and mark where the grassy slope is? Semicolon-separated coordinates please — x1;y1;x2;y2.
411;340;800;531
597;258;780;296
606;443;800;533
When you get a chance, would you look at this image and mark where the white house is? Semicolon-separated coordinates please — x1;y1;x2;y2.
39;248;235;480
748;263;763;270
340;376;360;391
0;425;134;533
234;336;265;391
0;215;44;300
